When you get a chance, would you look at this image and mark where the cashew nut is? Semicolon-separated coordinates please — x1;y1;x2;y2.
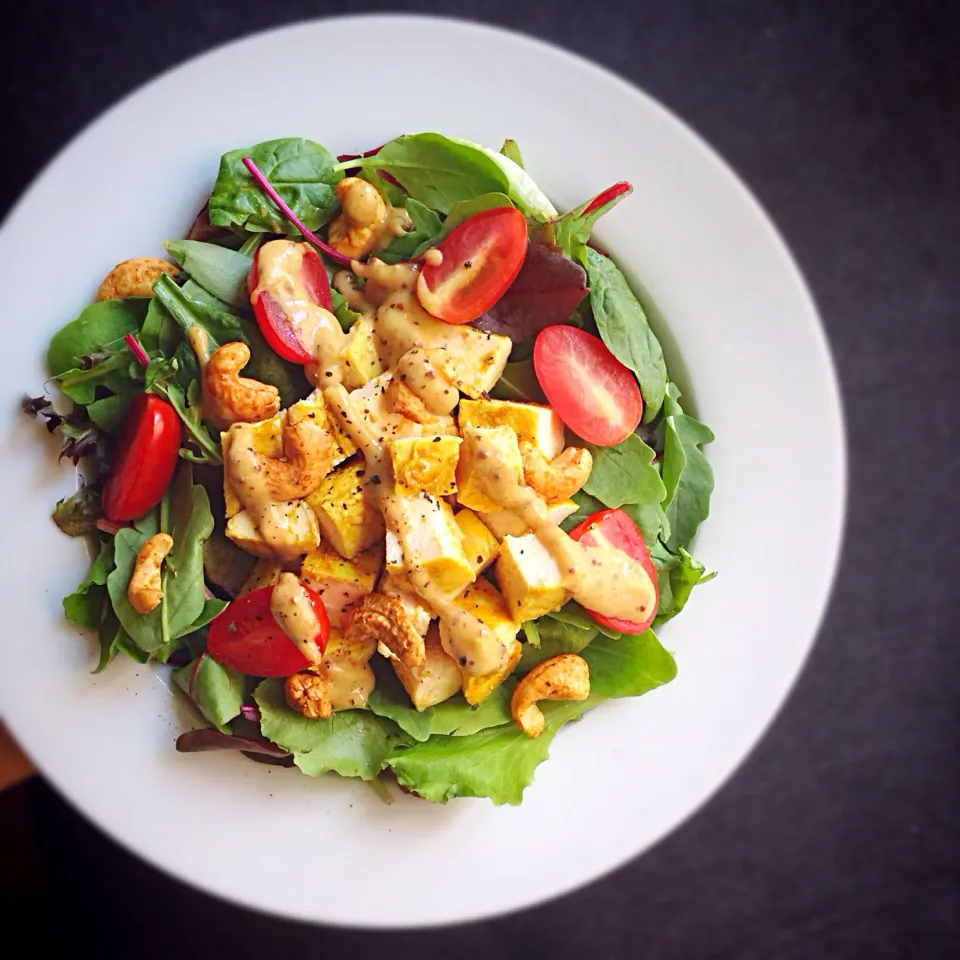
97;257;178;300
285;671;331;719
203;341;281;429
520;442;593;503
344;593;425;667
383;376;433;424
328;178;388;259
511;653;590;738
245;416;336;502
127;533;174;614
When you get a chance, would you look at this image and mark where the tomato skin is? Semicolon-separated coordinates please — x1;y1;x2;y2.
568;508;659;634
248;244;332;363
101;394;181;522
533;325;643;446
206;584;330;677
416;206;528;324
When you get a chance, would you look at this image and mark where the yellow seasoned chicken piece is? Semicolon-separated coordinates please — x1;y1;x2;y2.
454;509;499;578
387;436;461;498
347;372;458;445
496;533;569;621
301;542;383;628
392;623;462;711
397;493;475;597
479;499;578;541
458;398;566;460
455;425;525;513
305;462;384;559
341;316;385;387
224;503;320;560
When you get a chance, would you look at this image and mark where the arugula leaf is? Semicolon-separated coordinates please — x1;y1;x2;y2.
409;192;514;258
356;134;510;215
367;661;513;743
551;183;632;264
474;244;588;340
53;483;104;538
254;679;403;780
63;537;114;628
660;383;715;551
173;654;245;733
209;138;341;234
651;542;715;625
387;631;676;805
500;139;523;168
329;289;360;332
47;299;149;377
585;248;667;422
145;358;222;465
375;198;442;264
582;433;668;545
106;466;222;657
163;240;253;308
489;358;545;403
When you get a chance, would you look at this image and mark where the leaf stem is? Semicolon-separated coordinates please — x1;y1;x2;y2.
123;333;150;369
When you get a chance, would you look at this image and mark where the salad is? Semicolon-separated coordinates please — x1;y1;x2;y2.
26;133;715;805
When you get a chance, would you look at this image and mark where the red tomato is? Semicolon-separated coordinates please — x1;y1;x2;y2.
207;583;330;677
249;243;332;363
101;394;181;522
416;206;528;324
568;508;659;634
533;325;642;445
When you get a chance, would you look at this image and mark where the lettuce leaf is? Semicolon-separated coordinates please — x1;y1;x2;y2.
173;654;245;733
163;240;253;308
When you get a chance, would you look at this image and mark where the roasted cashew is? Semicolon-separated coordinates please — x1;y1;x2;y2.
127;533;174;614
511;654;590;738
383;376;434;424
328;178;388;259
344;593;425;667
203;341;281;429
520;442;593;502
248;416;337;502
285;671;331;719
97;257;178;300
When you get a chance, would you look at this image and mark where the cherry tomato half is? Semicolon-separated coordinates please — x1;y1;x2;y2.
533;325;643;446
568;508;659;634
101;393;181;522
416;206;528;324
249;243;333;364
206;583;330;677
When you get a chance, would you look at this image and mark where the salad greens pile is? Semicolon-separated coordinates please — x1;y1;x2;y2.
27;132;714;805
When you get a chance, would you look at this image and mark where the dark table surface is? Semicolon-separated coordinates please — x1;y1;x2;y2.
1;1;957;955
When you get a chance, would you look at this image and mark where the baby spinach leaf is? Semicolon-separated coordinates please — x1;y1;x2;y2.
356;133;510;215
651;542;715;625
500;138;523;168
254;678;403;780
63;537;114;628
375;198;442;264
489;358;545;403
47;299;149;377
583;629;677;699
86;393;133;431
410;192;515;258
660;383;715;551
209;138;341;234
560;490;606;533
163;240;253;308
582;433;668;545
585;248;667;422
173;654;245;732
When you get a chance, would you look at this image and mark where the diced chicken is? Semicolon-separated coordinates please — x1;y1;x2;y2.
398;493;475;597
387;435;461;498
347;372;458;445
391;623;462;711
479;498;579;541
225;502;320;560
455;425;524;513
305;462;384;559
454;508;499;578
496;533;569;621
341;316;384;387
458;398;565;459
301;542;383;628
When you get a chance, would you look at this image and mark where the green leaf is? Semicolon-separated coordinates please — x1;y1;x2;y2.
163;240;253;308
585;248;667;422
552;187;632;264
518;615;596;670
660;383;715;551
64;537;115;629
86;393;133;431
547;601;622;639
489;358;546;402
409;192;515;258
329;289;360;332
52;483;104;538
560;490;605;533
106;466;217;655
47;299;149;377
209;138;341;234
651;542;715;625
366;661;513;743
356;134;511;215
146;359;222;465
582;434;668;545
94;605;125;674
500;138;524;168
173;654;245;732
583;629;677;699
254;679;401;780
139;298;166;353
375;198;442;264
55;339;142;405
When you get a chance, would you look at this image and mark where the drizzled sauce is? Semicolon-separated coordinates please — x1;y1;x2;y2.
270;572;322;664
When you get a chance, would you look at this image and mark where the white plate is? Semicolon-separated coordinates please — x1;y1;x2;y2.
0;15;844;927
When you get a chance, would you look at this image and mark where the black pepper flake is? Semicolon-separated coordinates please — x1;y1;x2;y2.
370;475;381;485
458;656;467;666
325;371;333;378
432;437;441;442
464;260;473;268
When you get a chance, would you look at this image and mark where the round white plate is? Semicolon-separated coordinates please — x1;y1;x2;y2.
0;15;844;927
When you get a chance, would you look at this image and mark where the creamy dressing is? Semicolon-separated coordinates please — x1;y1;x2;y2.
424;248;443;266
255;240;348;382
394;348;459;414
316;636;376;710
332;270;375;318
324;383;508;677
187;325;212;422
270;572;323;664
